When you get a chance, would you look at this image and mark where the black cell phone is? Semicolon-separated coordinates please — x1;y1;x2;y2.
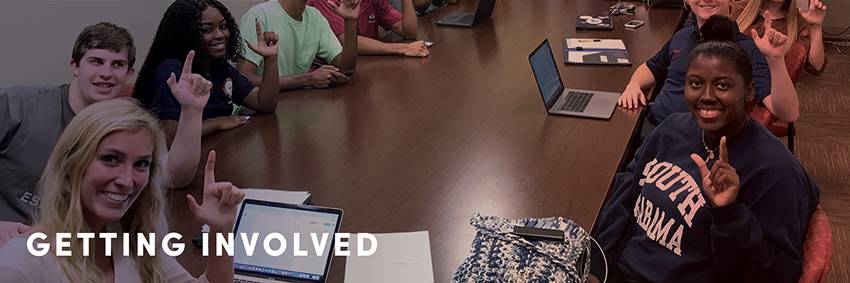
512;226;565;241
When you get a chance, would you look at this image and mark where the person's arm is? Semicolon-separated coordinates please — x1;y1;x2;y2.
589;133;658;280
236;58;339;92
806;25;826;72
240;20;279;113
164;107;202;188
799;0;828;74
692;138;812;282
161;51;210;189
389;0;417;39
345;34;428;56
709;202;807;282
618;63;657;109
619;36;672;109
761;58;799;122
186;151;246;283
328;0;360;73
751;16;799;122
0;221;30;246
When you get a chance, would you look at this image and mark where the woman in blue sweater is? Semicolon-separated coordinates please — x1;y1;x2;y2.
589;17;819;283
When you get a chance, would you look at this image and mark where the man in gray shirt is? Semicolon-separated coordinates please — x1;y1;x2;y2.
0;22;210;244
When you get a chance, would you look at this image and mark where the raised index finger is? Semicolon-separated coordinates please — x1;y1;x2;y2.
719;136;729;163
255;18;263;38
763;11;774;30
182;50;195;75
204;150;216;185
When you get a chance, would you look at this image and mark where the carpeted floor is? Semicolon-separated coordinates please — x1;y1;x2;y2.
793;46;850;283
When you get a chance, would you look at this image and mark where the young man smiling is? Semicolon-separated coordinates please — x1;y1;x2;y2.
0;22;207;242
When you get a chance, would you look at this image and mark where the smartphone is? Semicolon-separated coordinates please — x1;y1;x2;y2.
796;0;809;11
512;226;565;241
424;40;435;48
625;20;645;29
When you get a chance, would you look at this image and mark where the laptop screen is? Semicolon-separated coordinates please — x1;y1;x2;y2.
234;201;341;282
529;40;564;108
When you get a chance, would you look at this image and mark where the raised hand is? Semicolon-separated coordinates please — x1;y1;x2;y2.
618;83;646;109
799;0;827;27
167;50;212;111
187;151;246;231
328;0;361;20
751;11;791;60
246;19;279;58
690;136;740;208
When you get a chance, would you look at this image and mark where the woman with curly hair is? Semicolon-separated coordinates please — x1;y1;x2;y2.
0;98;245;283
136;0;280;138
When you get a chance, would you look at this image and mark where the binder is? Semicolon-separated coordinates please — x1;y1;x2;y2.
563;38;631;66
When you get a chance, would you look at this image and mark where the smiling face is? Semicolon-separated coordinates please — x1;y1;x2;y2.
200;6;230;59
687;0;731;25
685;54;754;138
80;128;154;227
71;48;134;105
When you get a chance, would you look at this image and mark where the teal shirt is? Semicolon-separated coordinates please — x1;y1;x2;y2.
241;0;343;76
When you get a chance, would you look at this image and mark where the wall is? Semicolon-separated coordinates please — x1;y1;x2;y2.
0;0;263;86
824;0;850;32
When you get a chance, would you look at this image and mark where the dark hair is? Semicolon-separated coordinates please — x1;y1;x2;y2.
690;15;753;84
134;0;242;108
71;22;136;68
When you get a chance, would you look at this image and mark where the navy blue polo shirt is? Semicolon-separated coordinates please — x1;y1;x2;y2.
150;58;255;121
646;26;771;125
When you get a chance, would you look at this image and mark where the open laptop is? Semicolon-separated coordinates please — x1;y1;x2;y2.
436;0;496;27
528;39;619;119
233;199;343;283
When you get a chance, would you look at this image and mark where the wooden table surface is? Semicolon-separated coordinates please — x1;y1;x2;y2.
170;1;683;281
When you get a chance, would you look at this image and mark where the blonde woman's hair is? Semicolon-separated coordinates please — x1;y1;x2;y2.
35;98;168;283
736;0;798;54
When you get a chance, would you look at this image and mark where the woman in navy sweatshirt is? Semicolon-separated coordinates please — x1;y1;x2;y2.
589;16;820;283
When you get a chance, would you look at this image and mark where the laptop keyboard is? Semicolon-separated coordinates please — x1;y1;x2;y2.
459;14;474;23
559;91;594;112
234;278;263;283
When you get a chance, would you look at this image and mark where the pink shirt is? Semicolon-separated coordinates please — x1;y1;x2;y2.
307;0;403;39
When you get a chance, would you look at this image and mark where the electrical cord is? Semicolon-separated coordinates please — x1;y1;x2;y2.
590;236;608;283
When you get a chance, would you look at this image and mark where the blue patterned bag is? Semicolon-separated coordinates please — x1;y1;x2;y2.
452;213;591;282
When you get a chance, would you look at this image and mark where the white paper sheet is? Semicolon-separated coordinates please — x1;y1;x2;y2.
242;188;311;204
565;38;626;50
344;231;434;283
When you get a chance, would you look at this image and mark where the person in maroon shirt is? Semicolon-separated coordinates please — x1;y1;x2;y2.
308;0;429;57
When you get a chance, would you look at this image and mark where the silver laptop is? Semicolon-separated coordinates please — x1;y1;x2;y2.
233;199;343;283
435;0;495;27
528;39;619;119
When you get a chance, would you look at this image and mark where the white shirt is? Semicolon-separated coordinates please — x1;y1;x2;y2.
0;235;209;283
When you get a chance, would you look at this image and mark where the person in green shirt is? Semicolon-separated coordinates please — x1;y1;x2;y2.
238;0;361;90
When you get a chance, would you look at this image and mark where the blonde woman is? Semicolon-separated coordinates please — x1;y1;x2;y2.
735;0;828;76
0;98;244;283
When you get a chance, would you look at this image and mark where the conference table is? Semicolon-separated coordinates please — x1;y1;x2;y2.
170;1;684;281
